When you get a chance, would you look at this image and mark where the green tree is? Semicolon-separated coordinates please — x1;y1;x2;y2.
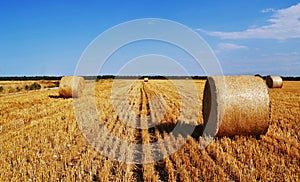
25;85;29;91
29;83;41;90
16;87;22;92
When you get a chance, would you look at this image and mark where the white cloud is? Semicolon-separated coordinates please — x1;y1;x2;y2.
261;8;275;13
198;3;300;40
274;51;299;56
217;43;248;51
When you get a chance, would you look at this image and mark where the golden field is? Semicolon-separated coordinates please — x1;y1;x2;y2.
0;79;299;181
0;80;59;95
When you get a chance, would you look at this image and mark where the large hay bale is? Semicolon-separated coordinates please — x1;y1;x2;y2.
144;77;149;82
202;76;270;137
59;76;85;98
266;76;283;88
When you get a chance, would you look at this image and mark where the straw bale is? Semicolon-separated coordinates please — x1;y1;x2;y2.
202;76;270;137
59;76;85;98
266;76;283;88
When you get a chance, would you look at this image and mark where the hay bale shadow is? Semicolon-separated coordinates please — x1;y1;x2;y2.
155;122;205;140
49;95;71;99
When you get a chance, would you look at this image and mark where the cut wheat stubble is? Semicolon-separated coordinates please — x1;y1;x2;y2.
202;76;270;137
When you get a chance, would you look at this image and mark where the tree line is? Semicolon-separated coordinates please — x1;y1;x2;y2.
0;75;299;81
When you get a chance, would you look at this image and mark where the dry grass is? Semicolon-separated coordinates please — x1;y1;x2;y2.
0;80;58;96
0;79;299;181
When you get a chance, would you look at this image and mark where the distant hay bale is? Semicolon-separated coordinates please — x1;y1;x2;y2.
144;77;149;82
202;76;270;137
59;76;85;98
266;76;283;88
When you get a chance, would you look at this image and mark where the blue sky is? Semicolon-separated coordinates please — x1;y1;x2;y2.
0;0;299;76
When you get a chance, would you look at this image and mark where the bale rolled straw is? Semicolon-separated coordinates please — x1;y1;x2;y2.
266;76;283;88
202;76;270;137
59;76;85;98
144;77;149;82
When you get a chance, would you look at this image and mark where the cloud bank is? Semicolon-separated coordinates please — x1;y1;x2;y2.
217;43;248;51
198;3;300;40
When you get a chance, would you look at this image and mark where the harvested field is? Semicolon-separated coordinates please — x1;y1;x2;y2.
0;79;299;181
0;80;59;96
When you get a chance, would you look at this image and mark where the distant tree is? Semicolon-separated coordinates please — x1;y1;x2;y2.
25;85;29;91
54;81;59;87
29;83;41;90
16;87;22;92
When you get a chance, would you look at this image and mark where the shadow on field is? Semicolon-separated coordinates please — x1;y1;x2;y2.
155;122;264;140
154;122;205;140
49;95;71;99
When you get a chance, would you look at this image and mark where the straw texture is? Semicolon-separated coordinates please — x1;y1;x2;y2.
266;76;283;88
59;76;85;98
202;76;270;137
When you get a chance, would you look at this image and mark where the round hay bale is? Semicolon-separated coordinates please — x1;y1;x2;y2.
144;77;149;82
266;76;283;88
202;76;270;137
59;76;85;98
